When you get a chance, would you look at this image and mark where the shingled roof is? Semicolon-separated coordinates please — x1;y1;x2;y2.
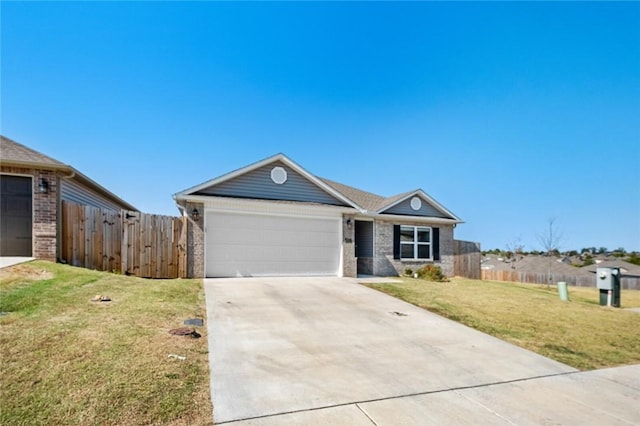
1;136;66;168
1;135;137;211
318;178;386;211
320;177;430;213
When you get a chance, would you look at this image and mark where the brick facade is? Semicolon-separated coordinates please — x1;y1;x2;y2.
33;170;58;260
186;201;205;278
372;219;454;277
342;214;356;278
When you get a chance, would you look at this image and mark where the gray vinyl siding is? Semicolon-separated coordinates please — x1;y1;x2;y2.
61;179;126;211
355;221;374;257
383;197;450;218
195;161;347;206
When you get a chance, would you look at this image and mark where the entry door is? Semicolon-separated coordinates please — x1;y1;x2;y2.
0;175;33;256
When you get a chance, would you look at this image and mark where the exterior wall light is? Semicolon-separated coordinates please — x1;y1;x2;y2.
346;218;353;229
191;208;200;222
38;178;49;194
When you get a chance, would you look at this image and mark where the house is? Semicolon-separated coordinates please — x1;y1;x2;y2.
582;260;640;278
173;154;462;278
0;136;136;260
481;254;592;275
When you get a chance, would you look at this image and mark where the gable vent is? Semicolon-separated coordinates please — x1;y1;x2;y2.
270;166;288;184
410;196;422;211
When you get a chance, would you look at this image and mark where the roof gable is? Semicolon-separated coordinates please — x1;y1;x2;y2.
176;154;359;208
175;154;461;222
378;190;461;221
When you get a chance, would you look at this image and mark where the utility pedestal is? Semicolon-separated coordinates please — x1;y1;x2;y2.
596;267;621;308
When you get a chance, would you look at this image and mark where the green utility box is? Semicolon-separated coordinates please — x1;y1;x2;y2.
596;267;621;307
557;281;569;301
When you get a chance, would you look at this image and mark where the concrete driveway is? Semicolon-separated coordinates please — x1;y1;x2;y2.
205;277;639;425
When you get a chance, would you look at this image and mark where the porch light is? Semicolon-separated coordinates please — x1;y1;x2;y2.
38;178;49;194
191;208;200;221
346;218;353;229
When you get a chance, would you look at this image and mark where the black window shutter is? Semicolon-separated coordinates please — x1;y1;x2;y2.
433;227;440;260
393;225;401;259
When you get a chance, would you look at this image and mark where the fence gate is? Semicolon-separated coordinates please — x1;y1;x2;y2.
61;201;187;278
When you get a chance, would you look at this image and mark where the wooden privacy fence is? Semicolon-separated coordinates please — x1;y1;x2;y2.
61;201;187;278
481;269;640;290
453;240;481;279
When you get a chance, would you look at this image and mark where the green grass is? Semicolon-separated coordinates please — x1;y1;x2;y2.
366;277;640;370
0;261;212;426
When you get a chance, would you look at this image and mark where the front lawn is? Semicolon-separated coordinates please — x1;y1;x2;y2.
0;261;212;425
366;278;640;370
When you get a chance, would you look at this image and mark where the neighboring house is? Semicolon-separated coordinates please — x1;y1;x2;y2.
481;254;592;276
0;136;136;260
174;153;462;278
582;260;640;278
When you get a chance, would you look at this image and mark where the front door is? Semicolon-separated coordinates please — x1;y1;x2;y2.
355;220;374;275
0;175;33;256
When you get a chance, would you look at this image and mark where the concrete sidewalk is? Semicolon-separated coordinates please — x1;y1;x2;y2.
227;364;640;425
205;277;610;425
0;257;34;269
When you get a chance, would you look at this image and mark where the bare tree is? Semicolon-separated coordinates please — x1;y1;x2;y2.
506;235;524;257
505;235;524;268
536;217;564;288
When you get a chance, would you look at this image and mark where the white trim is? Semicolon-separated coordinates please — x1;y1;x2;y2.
354;216;375;222
399;225;432;261
173;153;362;210
178;194;356;216
177;195;459;224
377;189;462;222
367;212;460;225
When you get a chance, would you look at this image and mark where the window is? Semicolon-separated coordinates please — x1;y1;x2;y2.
400;225;431;260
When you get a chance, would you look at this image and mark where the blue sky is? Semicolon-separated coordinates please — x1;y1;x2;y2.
2;2;639;252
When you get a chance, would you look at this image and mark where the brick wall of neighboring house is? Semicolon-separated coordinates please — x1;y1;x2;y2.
0;166;58;261
373;220;454;277
342;214;356;278
32;169;58;260
186;201;205;278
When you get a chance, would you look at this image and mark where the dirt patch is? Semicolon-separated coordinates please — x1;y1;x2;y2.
0;264;54;281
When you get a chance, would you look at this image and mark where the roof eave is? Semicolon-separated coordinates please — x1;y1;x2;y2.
69;169;138;211
362;211;464;225
174;193;360;214
2;159;137;211
173;153;364;211
1;159;71;172
376;189;462;222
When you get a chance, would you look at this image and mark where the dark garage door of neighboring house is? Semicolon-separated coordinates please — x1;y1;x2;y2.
0;175;33;256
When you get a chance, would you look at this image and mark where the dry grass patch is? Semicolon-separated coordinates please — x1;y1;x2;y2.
366;277;640;370
0;261;212;426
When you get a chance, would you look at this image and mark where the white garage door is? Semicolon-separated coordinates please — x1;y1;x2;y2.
205;212;341;277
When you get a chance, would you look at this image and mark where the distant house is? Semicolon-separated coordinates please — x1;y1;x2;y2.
582;260;640;278
174;153;463;278
481;254;591;276
0;136;135;260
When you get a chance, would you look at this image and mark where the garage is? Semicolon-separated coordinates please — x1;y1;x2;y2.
205;211;342;277
0;175;33;256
